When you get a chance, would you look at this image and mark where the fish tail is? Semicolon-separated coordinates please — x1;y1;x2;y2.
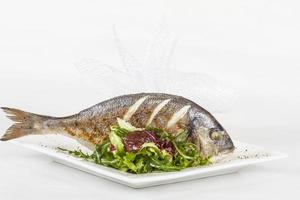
1;107;49;141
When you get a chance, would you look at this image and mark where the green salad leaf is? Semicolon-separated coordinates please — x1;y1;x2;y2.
109;130;124;153
58;120;211;174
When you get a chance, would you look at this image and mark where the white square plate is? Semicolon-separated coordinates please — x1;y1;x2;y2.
9;135;286;188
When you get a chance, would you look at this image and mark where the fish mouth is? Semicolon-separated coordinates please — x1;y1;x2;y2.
218;145;235;155
190;131;235;157
217;136;235;155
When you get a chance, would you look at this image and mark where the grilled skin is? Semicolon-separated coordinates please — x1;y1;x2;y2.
0;93;234;156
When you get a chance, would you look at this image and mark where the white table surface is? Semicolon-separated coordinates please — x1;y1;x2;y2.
0;0;300;199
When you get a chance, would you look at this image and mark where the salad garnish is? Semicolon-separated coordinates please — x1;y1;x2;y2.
58;118;210;174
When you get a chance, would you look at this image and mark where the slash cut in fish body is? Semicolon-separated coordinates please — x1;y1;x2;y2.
1;93;234;157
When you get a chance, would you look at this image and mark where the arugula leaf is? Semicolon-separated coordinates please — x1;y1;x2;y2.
175;130;188;142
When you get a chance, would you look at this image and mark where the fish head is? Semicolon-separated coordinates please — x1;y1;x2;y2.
208;128;235;155
190;119;235;157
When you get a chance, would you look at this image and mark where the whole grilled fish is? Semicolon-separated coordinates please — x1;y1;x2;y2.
1;93;234;156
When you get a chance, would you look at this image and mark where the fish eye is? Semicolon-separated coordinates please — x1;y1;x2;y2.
210;131;221;141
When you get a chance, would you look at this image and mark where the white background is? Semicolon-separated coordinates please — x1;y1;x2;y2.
0;0;300;199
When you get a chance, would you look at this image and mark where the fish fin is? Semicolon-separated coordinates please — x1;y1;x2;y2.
0;107;48;141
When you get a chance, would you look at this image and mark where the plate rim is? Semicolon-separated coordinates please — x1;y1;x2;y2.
7;140;288;188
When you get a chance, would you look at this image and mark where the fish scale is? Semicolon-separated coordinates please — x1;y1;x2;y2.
0;93;235;157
